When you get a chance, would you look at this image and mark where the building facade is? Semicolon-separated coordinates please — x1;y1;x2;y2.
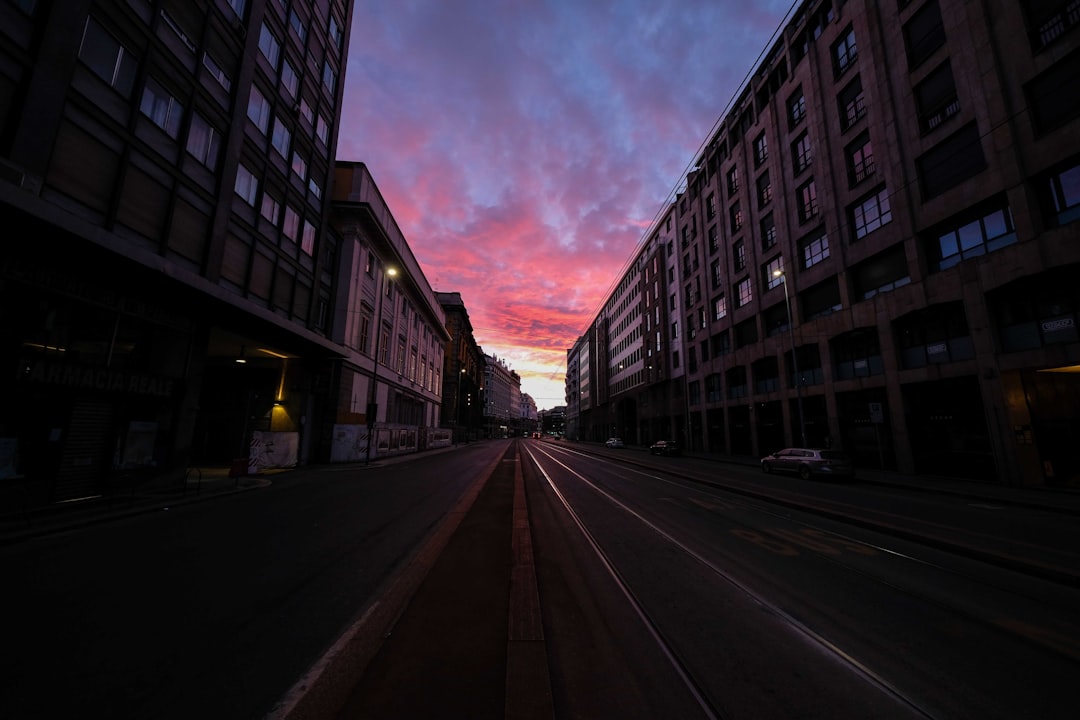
328;163;449;461
483;353;520;438
436;291;485;442
571;0;1080;487
0;0;454;517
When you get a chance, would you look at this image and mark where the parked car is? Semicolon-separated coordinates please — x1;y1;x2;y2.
760;447;854;480
605;437;625;448
649;440;680;456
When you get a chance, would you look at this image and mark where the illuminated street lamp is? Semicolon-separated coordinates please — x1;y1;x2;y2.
774;267;807;447
366;266;397;464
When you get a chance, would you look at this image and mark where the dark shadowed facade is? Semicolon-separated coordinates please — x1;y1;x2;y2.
567;0;1080;487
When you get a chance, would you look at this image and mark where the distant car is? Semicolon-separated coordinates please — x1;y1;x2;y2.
760;447;854;480
605;437;625;448
649;440;680;456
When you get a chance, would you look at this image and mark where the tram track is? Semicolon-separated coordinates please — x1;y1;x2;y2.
522;442;939;720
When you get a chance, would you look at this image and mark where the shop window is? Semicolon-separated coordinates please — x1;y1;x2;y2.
894;303;974;368
831;329;884;379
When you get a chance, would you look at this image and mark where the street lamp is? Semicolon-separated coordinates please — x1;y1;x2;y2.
774;268;807;447
457;366;467;442
365;265;397;464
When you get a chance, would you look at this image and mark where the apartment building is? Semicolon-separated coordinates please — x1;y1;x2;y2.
0;0;431;508
483;353;520;437
436;291;485;442
566;203;685;446
573;0;1080;487
328;163;449;461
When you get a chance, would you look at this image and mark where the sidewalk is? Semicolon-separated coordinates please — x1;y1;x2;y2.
0;445;462;546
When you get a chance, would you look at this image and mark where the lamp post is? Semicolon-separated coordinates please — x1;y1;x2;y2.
774;268;808;447
457;366;467;442
365;266;397;464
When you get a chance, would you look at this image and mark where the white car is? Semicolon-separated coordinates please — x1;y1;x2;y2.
605;437;625;448
760;447;854;480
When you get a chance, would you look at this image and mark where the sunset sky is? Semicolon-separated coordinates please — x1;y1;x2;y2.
338;1;795;409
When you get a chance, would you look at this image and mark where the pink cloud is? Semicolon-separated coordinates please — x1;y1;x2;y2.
339;1;791;407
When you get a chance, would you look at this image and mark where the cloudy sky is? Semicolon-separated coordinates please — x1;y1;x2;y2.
338;1;795;408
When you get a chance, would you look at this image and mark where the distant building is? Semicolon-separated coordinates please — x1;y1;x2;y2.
571;0;1080;487
483;353;520;437
436;291;484;441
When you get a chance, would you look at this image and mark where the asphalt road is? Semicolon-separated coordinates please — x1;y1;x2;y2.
521;441;1080;719
3;438;1078;719
0;442;506;720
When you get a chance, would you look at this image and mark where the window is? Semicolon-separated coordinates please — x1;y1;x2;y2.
792;131;812;174
788;87;806;129
291;150;307;179
838;76;867;130
300;97;315;125
754;132;768;166
202;53;231;92
161;10;196;52
139;77;183;137
283;205;299;241
797;179;819;223
258;23;281;69
186;112;220;169
288;9;306;43
904;0;946;69
706;373;722;402
760;214;776;251
714;294;728;320
281;59;299;99
708;225;719;254
852;245;911;300
832;330;884;379
727;166;739;195
733;240;746;272
1027;0;1080;50
916;62;960;133
729;203;743;234
736;277;753;308
358;314;370;354
916;122;986;199
896;303;974;368
851;187;893;240
800;228;830;268
322;61;337;94
301;219;315;255
764;256;785;290
833;26;858;76
711;259;723;289
706;192;717;219
260;192;280;224
79;16;138;97
329;14;344;51
234;164;258;206
271;116;291;157
929;203;1016;271
757;172;772;208
1025;48;1080;135
1047;161;1080;225
846;133;875;186
308;177;323;200
247;86;271;133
